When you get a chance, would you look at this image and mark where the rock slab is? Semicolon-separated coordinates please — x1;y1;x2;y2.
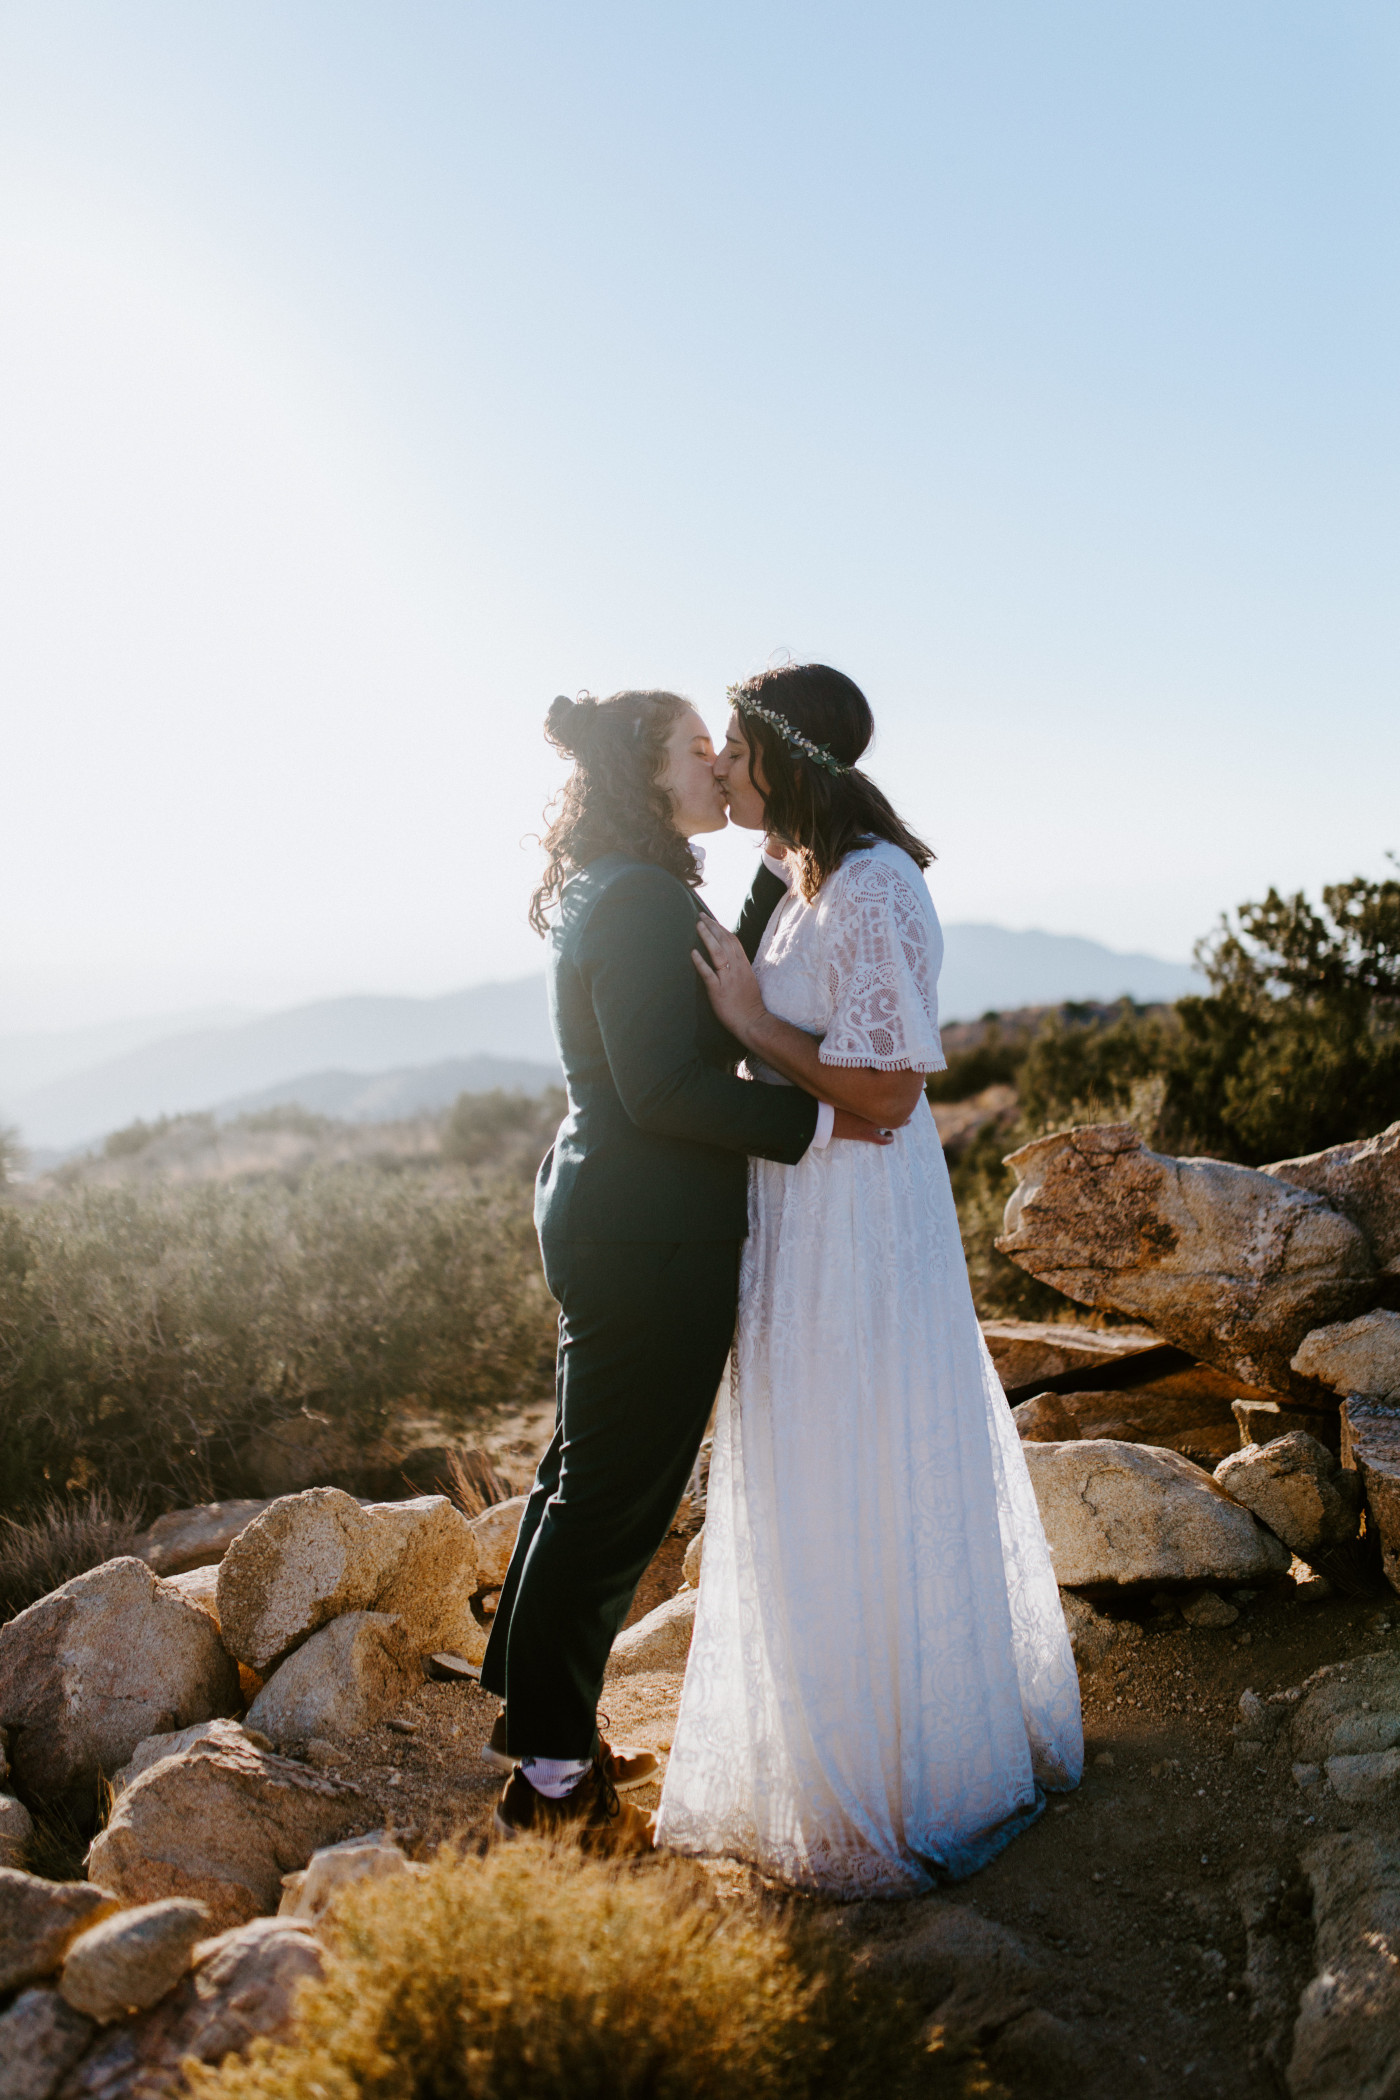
217;1488;480;1676
133;1502;272;1578
1214;1433;1361;1560
979;1319;1162;1395
0;1872;119;1995
0;1559;240;1816
1014;1376;1243;1466
59;1900;210;2024
87;1731;368;1931
245;1612;416;1746
1340;1400;1400;1595
997;1123;1376;1398
1289;1829;1400;2100
1021;1439;1291;1587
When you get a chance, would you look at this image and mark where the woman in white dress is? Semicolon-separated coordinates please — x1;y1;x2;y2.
656;664;1082;1896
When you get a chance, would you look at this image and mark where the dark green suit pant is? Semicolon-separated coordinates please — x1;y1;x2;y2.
480;1234;740;1759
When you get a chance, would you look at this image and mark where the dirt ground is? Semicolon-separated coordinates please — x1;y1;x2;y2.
287;1521;1395;2099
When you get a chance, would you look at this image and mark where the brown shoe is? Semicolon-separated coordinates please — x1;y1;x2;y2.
483;1712;659;1792
492;1759;655;1856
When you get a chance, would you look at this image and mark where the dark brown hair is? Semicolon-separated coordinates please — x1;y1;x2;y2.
529;690;700;934
731;664;934;902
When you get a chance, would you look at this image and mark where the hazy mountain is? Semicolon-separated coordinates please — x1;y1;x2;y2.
939;924;1202;1019
0;1007;252;1102
7;928;1203;1151
8;979;557;1149
216;1054;562;1122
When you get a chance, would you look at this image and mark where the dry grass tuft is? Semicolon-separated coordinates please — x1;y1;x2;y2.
191;1840;988;2100
0;1489;145;1623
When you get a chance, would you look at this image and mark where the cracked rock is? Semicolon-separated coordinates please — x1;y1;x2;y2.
997;1123;1377;1398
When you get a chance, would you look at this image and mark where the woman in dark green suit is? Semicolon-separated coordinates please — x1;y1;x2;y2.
484;688;884;1849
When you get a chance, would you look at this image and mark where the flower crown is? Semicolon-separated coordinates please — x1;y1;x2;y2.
727;685;852;776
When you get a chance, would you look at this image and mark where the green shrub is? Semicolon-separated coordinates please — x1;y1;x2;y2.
0;1167;557;1517
0;1489;146;1622
944;869;1399;1316
924;1030;1026;1104
1158;873;1400;1163
190;1842;980;2100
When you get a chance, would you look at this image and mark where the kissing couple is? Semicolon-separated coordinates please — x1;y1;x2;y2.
480;662;1083;1895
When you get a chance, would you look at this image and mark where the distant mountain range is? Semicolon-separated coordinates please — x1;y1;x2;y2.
3;927;1203;1153
219;1054;562;1123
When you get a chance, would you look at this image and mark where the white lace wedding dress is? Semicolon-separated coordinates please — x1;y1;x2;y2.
656;840;1083;1896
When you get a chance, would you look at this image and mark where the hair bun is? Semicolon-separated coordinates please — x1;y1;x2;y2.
544;692;598;756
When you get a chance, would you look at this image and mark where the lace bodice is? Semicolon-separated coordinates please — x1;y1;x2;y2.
753;841;947;1075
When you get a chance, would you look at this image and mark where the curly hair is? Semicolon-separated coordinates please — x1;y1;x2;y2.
730;664;934;903
529;690;701;935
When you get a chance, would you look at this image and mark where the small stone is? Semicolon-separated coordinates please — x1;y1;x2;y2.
466;1494;527;1590
682;1525;705;1589
1292;1309;1400;1400
0;1559;240;1817
134;1500;273;1577
1215;1433;1361;1559
0;1872;120;1995
1181;1590;1240;1629
59;1915;324;2094
604;1590;696;1676
0;1986;95;2100
59;1898;210;2023
87;1731;368;1931
1292;1558;1333;1601
1293;1762;1322;1790
218;1489;482;1677
1325;1749;1400;1808
1022;1440;1290;1587
277;1832;411;1922
111;1716;255;1799
245;1612;417;1747
0;1792;34;1870
427;1652;479;1681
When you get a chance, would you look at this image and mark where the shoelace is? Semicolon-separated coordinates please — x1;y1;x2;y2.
592;1753;623;1824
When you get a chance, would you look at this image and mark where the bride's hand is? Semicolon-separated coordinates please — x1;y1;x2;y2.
691;917;767;1042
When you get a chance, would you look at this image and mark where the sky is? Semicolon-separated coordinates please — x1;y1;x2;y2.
2;2;1396;1031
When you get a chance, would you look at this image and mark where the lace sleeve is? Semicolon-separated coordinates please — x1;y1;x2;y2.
817;850;947;1072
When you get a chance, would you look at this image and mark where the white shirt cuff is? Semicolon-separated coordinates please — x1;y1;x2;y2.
811;1100;836;1149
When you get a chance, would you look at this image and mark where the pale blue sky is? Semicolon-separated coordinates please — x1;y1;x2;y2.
2;3;1395;1027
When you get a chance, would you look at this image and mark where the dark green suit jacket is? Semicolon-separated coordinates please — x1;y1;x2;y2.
534;853;817;1243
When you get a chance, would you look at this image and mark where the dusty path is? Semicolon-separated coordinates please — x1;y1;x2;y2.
297;1540;1393;2098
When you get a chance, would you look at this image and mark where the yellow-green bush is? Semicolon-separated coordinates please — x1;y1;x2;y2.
191;1843;984;2100
0;1165;557;1517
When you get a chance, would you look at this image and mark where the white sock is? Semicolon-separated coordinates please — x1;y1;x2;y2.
520;1755;591;1799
